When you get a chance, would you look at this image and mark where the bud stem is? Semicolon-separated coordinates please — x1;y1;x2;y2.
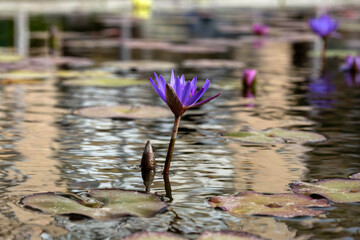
163;115;181;174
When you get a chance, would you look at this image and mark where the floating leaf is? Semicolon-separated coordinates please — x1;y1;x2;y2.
224;128;325;144
102;60;177;73
0;54;22;63
123;232;186;240
0;70;54;80
290;179;360;203
29;56;94;69
21;189;168;220
224;131;281;144
308;49;359;58
55;70;114;79
197;231;267;240
62;77;147;87
75;105;172;119
263;128;326;143
209;191;329;218
182;59;244;69
349;172;360;179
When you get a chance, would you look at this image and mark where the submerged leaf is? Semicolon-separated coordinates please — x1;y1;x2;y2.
224;128;325;144
21;189;168;220
209;191;329;218
290;179;360;203
75;105;172;119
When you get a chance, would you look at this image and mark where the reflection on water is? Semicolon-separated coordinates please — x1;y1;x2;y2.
0;5;360;240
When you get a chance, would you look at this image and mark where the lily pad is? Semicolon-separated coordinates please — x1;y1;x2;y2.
224;128;326;144
308;49;359;58
182;59;245;69
0;70;54;80
197;231;267;240
55;70;114;79
102;60;177;73
62;77;147;87
349;172;360;179
75;105;172;119
0;54;22;63
224;131;281;144
208;191;329;218
123;232;186;240
263;128;326;143
21;189;168;220
290;179;360;203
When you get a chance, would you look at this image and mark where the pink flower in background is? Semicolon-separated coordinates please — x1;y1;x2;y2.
252;23;269;36
242;69;257;88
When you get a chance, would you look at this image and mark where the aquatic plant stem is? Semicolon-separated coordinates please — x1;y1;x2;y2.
163;115;181;175
321;37;327;68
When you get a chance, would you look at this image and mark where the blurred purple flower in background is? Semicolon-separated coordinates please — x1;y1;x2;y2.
252;23;269;36
345;72;360;86
308;14;338;38
340;55;360;73
149;70;221;117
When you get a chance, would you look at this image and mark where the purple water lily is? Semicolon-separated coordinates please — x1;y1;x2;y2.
149;70;221;174
252;23;269;36
340;55;360;73
308;14;338;38
149;70;221;117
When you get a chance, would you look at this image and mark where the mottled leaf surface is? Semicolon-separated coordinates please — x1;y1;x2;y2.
209;191;329;218
21;189;168;220
291;179;360;203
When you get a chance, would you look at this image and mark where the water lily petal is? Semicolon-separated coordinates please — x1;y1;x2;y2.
190;92;221;108
180;81;191;104
149;77;166;102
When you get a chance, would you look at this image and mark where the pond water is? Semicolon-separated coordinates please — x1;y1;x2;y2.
1;5;360;240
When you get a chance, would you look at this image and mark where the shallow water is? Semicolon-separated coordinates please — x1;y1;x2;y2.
1;5;360;240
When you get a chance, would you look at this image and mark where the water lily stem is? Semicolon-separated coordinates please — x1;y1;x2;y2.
163;115;181;174
322;37;327;68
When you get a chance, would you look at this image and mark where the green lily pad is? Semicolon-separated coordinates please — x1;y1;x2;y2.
263;128;326;143
123;232;186;240
63;77;147;87
20;189;168;220
224;131;281;144
308;49;359;58
75;105;172;119
0;54;22;63
182;59;245;69
209;191;329;218
102;60;177;73
224;128;326;144
55;70;114;79
290;179;360;203
197;231;267;240
0;70;54;80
